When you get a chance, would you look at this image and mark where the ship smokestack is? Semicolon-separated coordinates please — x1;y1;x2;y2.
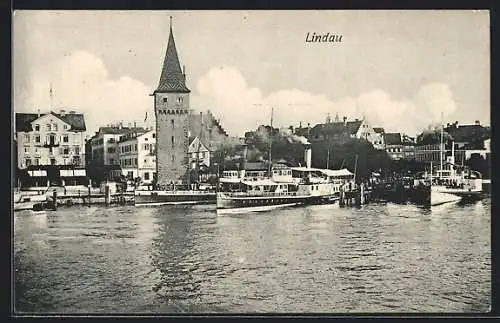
304;143;312;169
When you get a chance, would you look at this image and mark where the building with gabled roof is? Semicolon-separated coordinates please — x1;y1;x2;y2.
305;116;385;150
15;109;87;186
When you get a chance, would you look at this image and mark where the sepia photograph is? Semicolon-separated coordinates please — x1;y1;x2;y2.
12;10;491;314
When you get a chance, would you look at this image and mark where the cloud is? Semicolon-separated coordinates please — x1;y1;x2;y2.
17;58;458;140
194;66;458;137
17;51;154;135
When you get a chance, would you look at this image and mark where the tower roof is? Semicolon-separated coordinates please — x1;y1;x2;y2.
155;21;190;94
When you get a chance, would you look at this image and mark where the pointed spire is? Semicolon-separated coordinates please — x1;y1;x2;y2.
155;16;190;93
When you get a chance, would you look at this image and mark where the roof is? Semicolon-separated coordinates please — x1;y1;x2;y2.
290;167;324;173
321;168;354;177
155;26;190;93
117;129;151;142
15;112;86;132
311;120;363;137
99;126;147;136
373;127;385;134
444;124;490;143
188;136;209;152
244;162;268;171
384;132;402;145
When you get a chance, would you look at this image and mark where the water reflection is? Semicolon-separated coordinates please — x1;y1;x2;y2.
14;199;490;313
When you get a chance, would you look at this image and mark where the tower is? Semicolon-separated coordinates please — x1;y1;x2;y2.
153;17;191;188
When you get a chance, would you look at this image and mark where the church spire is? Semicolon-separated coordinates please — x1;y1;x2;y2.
155;16;190;94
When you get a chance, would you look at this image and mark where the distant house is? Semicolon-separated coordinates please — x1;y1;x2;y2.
305;116;384;149
415;121;490;164
188;136;211;169
384;133;415;160
373;127;385;149
118;130;156;184
444;120;490;150
90;125;148;167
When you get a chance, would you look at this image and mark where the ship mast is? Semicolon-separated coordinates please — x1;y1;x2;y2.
440;112;444;180
268;106;274;175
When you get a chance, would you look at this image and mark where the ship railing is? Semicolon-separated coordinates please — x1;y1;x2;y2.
136;190;215;196
219;191;300;198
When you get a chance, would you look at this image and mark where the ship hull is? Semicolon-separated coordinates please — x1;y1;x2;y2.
134;190;216;206
431;190;461;207
216;192;310;214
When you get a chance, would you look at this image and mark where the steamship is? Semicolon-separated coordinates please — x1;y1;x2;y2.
216;144;351;215
429;121;483;207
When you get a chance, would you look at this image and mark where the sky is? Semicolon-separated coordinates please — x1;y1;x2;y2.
13;10;490;138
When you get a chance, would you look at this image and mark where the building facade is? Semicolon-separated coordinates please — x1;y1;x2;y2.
305;115;384;149
15;110;86;169
90;126;147;166
154;22;191;187
383;133;416;160
118;130;156;184
188;136;211;169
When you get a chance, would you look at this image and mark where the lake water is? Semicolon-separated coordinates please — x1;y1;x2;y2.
14;199;491;314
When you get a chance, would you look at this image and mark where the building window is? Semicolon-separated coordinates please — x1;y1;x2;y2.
110;158;114;164
144;172;150;180
35;135;40;143
171;119;174;128
107;147;115;153
135;158;138;165
46;124;51;131
24;147;29;153
192;152;196;158
171;154;175;163
63;135;69;143
152;133;155;138
50;158;56;165
52;124;58;131
34;124;40;131
34;158;40;166
74;146;80;155
135;144;137;151
163;97;168;103
63;147;70;155
177;97;183;104
202;152;206;158
25;158;32;167
24;134;30;143
171;136;174;148
127;171;133;179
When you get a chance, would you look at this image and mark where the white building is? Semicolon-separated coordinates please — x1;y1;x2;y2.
118;130;156;184
15;110;86;169
188;136;211;169
90;125;147;166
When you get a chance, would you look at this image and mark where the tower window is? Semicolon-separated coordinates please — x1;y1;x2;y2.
171;136;174;148
163;97;168;103
177;97;183;104
171;119;174;128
